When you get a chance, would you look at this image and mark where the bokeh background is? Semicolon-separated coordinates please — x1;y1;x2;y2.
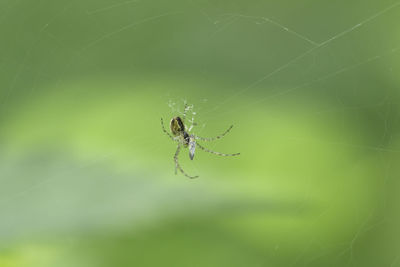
1;0;400;266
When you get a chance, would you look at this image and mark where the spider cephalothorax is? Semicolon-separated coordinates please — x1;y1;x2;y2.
161;105;240;179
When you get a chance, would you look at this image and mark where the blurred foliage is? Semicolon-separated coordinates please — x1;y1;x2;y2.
0;0;400;266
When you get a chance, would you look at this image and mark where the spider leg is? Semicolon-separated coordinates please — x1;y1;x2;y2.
182;103;189;123
161;118;175;141
197;142;240;157
174;144;199;179
195;125;233;142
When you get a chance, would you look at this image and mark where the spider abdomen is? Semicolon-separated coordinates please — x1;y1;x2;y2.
170;116;185;136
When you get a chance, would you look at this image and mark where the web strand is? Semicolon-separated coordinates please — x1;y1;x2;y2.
205;1;400;115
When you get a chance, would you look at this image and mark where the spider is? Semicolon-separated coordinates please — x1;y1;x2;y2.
161;105;240;179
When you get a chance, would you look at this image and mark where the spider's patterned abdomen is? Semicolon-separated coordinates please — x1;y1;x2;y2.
170;116;185;136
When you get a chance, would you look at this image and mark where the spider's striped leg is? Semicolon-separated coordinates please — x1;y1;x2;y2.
197;143;240;157
174;144;199;179
195;125;233;142
161;118;175;141
182;103;189;123
174;144;180;175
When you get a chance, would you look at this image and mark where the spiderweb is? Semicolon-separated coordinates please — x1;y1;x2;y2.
0;0;399;266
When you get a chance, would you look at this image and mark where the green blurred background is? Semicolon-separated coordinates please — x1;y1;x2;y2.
1;0;400;266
